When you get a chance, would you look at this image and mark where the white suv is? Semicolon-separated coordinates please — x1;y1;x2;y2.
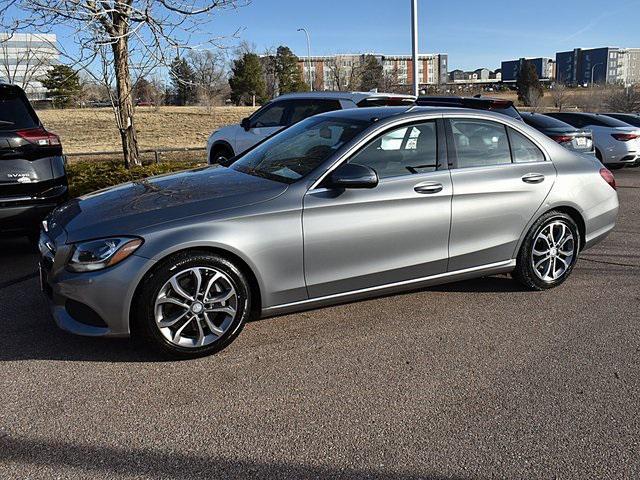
207;91;415;164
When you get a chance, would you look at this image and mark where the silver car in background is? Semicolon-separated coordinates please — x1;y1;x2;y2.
39;106;619;358
546;112;640;169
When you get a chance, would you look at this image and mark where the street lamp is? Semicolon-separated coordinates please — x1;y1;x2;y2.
590;62;603;87
297;28;313;91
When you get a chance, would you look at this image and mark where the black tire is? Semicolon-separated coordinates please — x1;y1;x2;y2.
512;211;580;291
132;250;251;358
209;145;234;166
595;148;603;161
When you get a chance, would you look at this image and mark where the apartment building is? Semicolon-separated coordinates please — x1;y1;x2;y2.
555;47;625;85
500;57;555;83
0;33;58;100
619;48;640;85
298;53;448;91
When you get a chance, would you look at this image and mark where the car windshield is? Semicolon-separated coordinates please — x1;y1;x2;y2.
231;116;370;183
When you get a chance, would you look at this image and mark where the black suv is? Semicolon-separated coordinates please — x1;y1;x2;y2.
0;83;67;240
416;96;523;120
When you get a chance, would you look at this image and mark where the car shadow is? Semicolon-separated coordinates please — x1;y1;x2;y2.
0;435;464;480
426;274;529;293
0;234;528;363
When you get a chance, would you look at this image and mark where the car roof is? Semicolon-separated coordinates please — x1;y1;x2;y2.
316;105;525;124
275;91;416;103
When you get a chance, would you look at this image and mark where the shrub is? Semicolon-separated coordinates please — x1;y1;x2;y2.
66;160;203;198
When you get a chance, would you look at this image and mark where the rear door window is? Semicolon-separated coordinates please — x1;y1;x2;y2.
448;119;511;168
0;87;39;130
287;100;341;125
508;128;545;163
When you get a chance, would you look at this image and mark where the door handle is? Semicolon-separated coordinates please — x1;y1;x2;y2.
414;182;443;194
521;173;545;184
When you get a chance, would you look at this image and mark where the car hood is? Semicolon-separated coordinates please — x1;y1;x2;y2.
51;165;287;243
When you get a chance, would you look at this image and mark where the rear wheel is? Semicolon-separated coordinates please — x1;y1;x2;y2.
513;211;580;290
133;251;251;358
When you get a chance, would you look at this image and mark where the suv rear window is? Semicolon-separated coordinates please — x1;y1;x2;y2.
0;86;39;130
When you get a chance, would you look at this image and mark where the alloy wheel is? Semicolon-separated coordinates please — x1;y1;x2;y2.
154;267;238;348
531;221;576;282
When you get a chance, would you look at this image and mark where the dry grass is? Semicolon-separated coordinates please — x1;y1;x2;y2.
36;106;257;155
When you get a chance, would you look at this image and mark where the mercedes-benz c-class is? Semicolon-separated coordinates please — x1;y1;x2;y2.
39;106;619;357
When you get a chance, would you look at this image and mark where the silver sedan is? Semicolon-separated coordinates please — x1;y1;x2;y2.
39;107;619;357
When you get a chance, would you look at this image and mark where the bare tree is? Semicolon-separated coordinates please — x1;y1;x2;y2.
550;82;568;111
189;49;226;113
525;86;544;112
573;86;606;112
3;1;242;167
261;46;278;99
0;32;55;96
604;86;640;113
325;55;362;91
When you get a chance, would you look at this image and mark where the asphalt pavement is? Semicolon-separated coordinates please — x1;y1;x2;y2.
0;169;638;479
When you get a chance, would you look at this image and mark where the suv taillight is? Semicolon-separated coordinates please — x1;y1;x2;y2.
16;127;61;146
611;133;639;142
599;167;616;190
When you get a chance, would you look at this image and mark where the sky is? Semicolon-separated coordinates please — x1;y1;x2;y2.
207;0;640;70
5;0;640;72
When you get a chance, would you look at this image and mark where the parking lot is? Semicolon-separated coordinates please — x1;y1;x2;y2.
0;168;638;479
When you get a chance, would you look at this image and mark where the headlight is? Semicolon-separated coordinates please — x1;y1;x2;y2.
67;237;143;272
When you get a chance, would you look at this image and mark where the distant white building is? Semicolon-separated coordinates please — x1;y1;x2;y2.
619;48;640;85
0;33;58;100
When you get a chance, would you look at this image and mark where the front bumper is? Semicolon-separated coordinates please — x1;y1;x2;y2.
39;236;155;337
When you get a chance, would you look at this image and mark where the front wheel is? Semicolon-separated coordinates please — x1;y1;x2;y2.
210;145;234;166
513;211;580;290
133;251;251;358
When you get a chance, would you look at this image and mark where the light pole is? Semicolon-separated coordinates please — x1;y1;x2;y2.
297;28;313;91
590;62;603;87
411;0;419;97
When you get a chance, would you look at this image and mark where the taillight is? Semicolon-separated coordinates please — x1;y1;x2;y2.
550;135;573;144
16;127;61;146
599;167;616;190
611;133;639;142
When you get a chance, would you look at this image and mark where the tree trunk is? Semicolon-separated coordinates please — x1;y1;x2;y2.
112;37;140;168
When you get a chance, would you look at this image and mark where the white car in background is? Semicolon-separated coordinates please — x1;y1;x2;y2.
546;112;640;169
207;91;415;164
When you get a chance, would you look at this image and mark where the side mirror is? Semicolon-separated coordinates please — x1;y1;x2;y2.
241;117;251;131
326;163;378;189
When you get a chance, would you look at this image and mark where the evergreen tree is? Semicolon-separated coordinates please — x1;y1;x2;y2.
275;45;309;94
516;60;544;106
359;55;383;91
170;57;196;105
41;65;81;108
229;52;268;105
